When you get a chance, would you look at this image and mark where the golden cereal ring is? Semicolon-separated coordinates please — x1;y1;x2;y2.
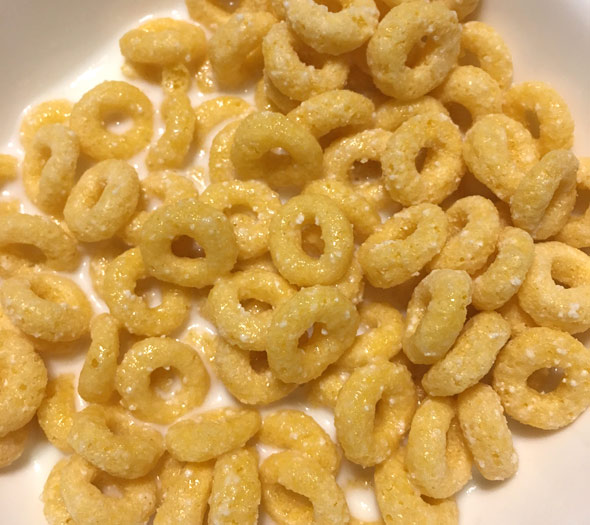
200;180;281;260
115;337;209;424
335;361;417;467
262;22;349;102
22;123;79;215
510;150;578;241
333;252;364;305
37;374;76;453
367;1;461;100
257;73;300;114
194;96;253;148
383;113;464;206
42;459;76;525
87;243;126;299
231;111;323;188
457;383;518;481
69;404;164;479
0;272;92;343
60;455;157;525
186;0;270;29
430;195;500;274
0;425;28;469
260;450;350;524
20;99;72;149
260;409;340;473
374;96;448;132
472;227;534;311
166;407;261;462
460;21;513;89
556;158;590;248
209;119;242;183
64;159;140;242
269;194;354;286
102;248;190;336
403;269;472;365
359;203;448;288
518;242;590;334
422;312;511;396
375;448;458;525
267;285;359;383
492;327;590;430
209;448;261;524
70;81;153;160
497;296;537;337
0;154;17;187
140;198;238;288
406;397;472;499
440;0;478;20
0;331;47;437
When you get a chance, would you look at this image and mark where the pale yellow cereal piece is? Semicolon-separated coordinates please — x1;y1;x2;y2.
37;374;76;453
20;99;73;149
0;425;29;469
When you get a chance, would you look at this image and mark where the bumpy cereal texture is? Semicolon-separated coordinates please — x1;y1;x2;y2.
37;374;76;452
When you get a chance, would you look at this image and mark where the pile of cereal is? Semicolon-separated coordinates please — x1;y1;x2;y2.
0;0;589;523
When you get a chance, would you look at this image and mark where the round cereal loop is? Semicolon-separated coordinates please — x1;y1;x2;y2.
20;99;73;149
260;450;350;524
116;337;210;424
64;159;140;242
383;113;464;206
22;123;80;215
186;0;270;29
209;119;243;183
119;18;206;66
231;111;323;188
139;198;238;288
267;285;359;383
472;227;534;311
518;242;590;334
68;404;164;479
403;269;472;365
460;21;513;89
70;81;153;160
87;243;126;300
374;96;448;132
367;1;461;100
457;383;518;481
37;374;76;453
422;312;511;397
194;96;253;147
166;407;262;462
359;204;448;288
102;248;190;336
0;331;47;437
0;272;92;343
430;195;500;274
257;73;300;114
497;296;537;337
335;361;417;467
463;114;539;202
510;150;578;241
262;22;350;102
0;425;29;469
59;455;157;525
42;459;75;525
375;448;459;525
556;158;590;248
200;180;281;260
269;195;354;286
492;327;590;430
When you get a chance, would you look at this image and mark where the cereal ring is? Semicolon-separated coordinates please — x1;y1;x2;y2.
139;198;238;288
260;409;341;473
403;269;472;365
333;252;364;305
262;22;349;101
37;374;76;452
267;285;359;383
269;195;354;286
422;312;511;396
70;81;153;160
503;81;574;156
518;242;590;334
492;327;590;430
0;425;28;469
555;157;590;247
497;296;537;337
260;450;350;524
457;383;518;481
406;397;472;499
22;123;79;215
367;1;461;100
440;0;478;20
383;113;464;206
510;150;578;240
472;227;534;311
115;337;210;424
69;404;164;479
64;160;140;242
87;243;126;299
0;272;92;343
186;0;270;29
430;195;500;274
374;96;448;132
102;248;190;336
209;119;243;183
257;73;300;114
335;361;417;467
42;459;75;525
194;96;253;147
0;154;17;187
200;180;281;260
166;407;261;462
20;99;72;149
359;204;448;288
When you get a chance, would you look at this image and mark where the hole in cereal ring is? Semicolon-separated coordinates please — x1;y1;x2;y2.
226;204;256;220
524;109;541;139
134;277;164;307
445;102;473;133
240;298;272;314
405;36;437;68
527;367;565;394
171;235;205;258
301;223;325;258
414;147;430;173
349;159;383;184
102;111;133;134
249;350;270;373
298;322;329;348
151;366;182;398
315;0;343;13
4;243;47;265
458;50;481;68
209;0;239;14
92;474;124;498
